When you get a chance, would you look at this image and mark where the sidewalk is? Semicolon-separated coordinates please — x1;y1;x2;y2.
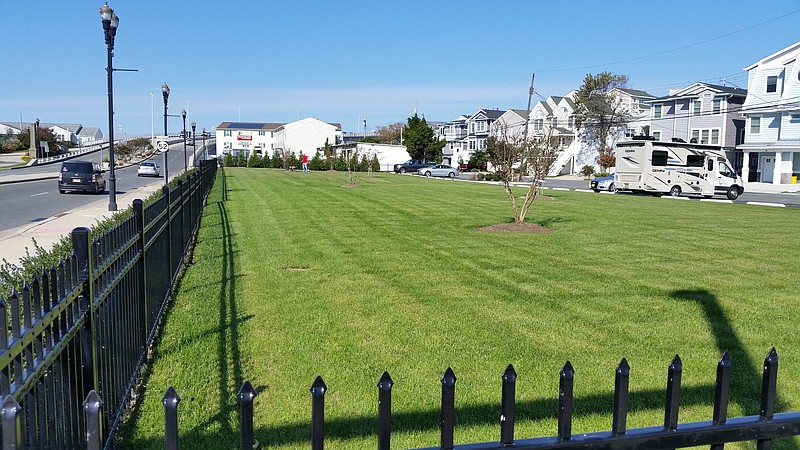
0;182;165;266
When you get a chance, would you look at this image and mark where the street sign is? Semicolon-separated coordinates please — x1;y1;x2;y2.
157;140;169;153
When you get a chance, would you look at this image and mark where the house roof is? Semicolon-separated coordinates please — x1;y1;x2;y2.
217;122;285;130
78;127;101;136
43;123;82;132
744;40;800;71
509;109;530;119
647;82;747;102
616;88;656;99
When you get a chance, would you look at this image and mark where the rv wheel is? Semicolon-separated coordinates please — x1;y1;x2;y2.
726;186;740;200
669;186;682;197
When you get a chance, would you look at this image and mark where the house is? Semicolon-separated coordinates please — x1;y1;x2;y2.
647;82;747;170
215;122;285;157
215;118;342;159
737;41;800;185
0;122;30;135
437;115;469;166
46;123;82;145
491;109;529;140
77;127;103;145
272;117;342;158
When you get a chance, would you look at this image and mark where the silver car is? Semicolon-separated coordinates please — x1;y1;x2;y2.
419;164;459;178
590;174;616;192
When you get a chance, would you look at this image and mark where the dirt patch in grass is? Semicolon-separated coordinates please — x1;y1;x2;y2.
477;222;553;233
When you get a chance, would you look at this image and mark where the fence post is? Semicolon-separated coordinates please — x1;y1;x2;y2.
758;348;778;450
2;395;22;449
440;367;456;450
663;355;682;433
0;296;8;395
73;227;99;398
377;371;393;450
611;358;630;436
133;200;147;338
83;390;103;450
310;376;327;450
558;361;574;442
500;364;516;447
163;387;181;450
162;185;172;281
711;351;731;450
237;381;256;450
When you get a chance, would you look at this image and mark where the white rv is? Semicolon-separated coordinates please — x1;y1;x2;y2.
615;139;745;200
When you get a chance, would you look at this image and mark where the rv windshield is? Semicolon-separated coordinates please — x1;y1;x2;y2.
719;161;735;178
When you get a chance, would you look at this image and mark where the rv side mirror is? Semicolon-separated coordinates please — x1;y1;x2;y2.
707;159;714;171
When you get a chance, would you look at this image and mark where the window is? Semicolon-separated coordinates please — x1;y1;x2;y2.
691;130;700;143
533;119;543;132
750;116;761;134
686;155;704;167
551;117;558;127
652;150;668;166
692;128;721;144
469;140;475;150
711;129;720;145
654;104;662;119
693;100;701;116
766;76;778;93
224;130;232;137
258;131;266;136
652;131;661;141
712;99;721;114
567;116;574;128
701;130;709;144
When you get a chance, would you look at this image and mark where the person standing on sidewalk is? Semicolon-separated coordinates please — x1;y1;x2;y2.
301;153;309;173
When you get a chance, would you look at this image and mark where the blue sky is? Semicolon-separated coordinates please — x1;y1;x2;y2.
2;1;799;136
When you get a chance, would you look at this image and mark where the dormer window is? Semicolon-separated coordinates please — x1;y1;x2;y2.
766;76;778;93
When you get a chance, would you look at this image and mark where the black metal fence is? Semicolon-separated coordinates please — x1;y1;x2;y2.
9;348;800;449
0;159;217;449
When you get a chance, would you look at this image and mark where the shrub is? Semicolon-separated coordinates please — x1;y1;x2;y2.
309;153;326;171
580;165;595;178
370;154;380;172
247;152;261;168
334;155;347;171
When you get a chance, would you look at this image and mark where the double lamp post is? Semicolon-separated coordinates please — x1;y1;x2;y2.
161;82;190;173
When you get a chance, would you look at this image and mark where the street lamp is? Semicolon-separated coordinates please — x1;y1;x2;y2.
100;2;119;211
202;128;207;162
191;121;197;166
181;109;187;173
162;82;169;136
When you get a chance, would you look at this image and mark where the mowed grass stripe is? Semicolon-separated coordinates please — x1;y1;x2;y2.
121;169;800;450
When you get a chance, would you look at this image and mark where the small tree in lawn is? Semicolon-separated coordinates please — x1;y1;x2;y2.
487;125;563;224
247;152;261;168
597;146;616;172
370;153;380;173
343;147;359;186
271;149;283;168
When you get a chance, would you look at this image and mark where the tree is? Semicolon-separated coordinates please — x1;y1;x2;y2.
126;137;153;156
573;72;631;163
402;114;445;162
487;125;564;224
375;122;404;144
468;149;488;170
596;146;616;171
16;128;60;155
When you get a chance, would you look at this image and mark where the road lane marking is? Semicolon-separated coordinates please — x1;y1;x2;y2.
30;192;49;197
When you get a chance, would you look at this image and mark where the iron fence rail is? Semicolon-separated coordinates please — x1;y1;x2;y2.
0;159;217;449
5;349;799;449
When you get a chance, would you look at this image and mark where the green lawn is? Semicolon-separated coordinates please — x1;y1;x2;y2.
120;169;800;449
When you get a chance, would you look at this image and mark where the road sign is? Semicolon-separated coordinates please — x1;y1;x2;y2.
157;140;169;153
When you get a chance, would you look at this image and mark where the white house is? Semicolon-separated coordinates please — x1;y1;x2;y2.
215;122;285;157
737;41;800;185
46;123;82;145
273;117;342;158
77;127;103;145
437;115;469;166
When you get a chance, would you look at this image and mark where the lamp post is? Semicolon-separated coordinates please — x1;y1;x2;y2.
100;2;119;211
181;109;187;173
202;128;207;162
162;82;169;136
191;121;197;166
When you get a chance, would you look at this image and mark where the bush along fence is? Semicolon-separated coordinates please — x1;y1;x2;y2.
0;159;218;449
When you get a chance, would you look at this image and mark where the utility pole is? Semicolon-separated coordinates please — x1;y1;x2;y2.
519;72;535;181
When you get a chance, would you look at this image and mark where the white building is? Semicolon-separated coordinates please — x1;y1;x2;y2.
737;40;800;185
215;118;342;159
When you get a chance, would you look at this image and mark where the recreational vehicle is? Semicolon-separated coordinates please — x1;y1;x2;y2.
614;139;745;200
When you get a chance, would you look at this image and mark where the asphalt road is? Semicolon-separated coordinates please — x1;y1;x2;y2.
0;141;215;231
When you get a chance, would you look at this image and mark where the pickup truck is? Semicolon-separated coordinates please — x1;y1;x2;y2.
393;159;430;173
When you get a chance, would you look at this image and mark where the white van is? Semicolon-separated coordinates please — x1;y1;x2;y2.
615;139;745;200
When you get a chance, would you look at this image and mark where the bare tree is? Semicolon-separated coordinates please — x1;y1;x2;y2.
375;122;404;144
487;125;563;224
344;146;359;187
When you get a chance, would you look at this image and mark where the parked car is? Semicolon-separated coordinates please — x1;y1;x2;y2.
137;161;160;177
393;159;430;173
419;164;459;178
58;161;105;194
590;174;616;192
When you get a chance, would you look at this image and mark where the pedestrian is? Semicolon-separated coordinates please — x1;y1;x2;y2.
302;153;309;173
